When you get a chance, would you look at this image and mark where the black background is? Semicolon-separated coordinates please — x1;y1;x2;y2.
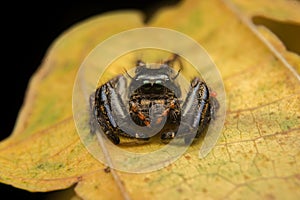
0;1;179;199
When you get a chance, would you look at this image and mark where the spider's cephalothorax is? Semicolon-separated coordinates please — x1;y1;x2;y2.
90;55;219;145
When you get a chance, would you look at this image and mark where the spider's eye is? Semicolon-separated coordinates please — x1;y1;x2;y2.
155;80;162;84
143;80;150;84
154;83;163;90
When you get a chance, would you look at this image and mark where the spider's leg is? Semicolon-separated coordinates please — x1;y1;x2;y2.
163;53;179;66
129;101;150;126
160;99;181;141
176;77;212;144
91;83;121;144
105;76;166;140
130;99;172;127
92;75;142;144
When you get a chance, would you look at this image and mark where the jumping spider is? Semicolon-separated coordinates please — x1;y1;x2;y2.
90;55;219;145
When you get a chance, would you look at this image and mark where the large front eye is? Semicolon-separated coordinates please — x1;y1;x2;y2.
154;83;163;90
142;83;151;90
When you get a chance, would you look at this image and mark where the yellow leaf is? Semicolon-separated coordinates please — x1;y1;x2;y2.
1;1;300;200
229;0;300;73
0;11;144;192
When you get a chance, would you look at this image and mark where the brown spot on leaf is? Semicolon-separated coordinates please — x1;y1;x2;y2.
144;177;150;182
177;188;183;193
77;176;83;182
244;175;250;180
165;164;173;171
184;155;191;160
295;174;300;180
104;166;111;173
233;114;239;119
264;193;276;200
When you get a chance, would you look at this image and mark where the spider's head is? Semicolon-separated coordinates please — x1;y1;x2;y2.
135;59;180;83
128;59;182;96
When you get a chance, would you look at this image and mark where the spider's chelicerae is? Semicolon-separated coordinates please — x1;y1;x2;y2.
90;55;219;145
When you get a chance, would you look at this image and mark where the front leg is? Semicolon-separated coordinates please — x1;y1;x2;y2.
92;75;166;144
107;81;167;140
91;75;133;144
176;77;216;144
91;82;122;144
